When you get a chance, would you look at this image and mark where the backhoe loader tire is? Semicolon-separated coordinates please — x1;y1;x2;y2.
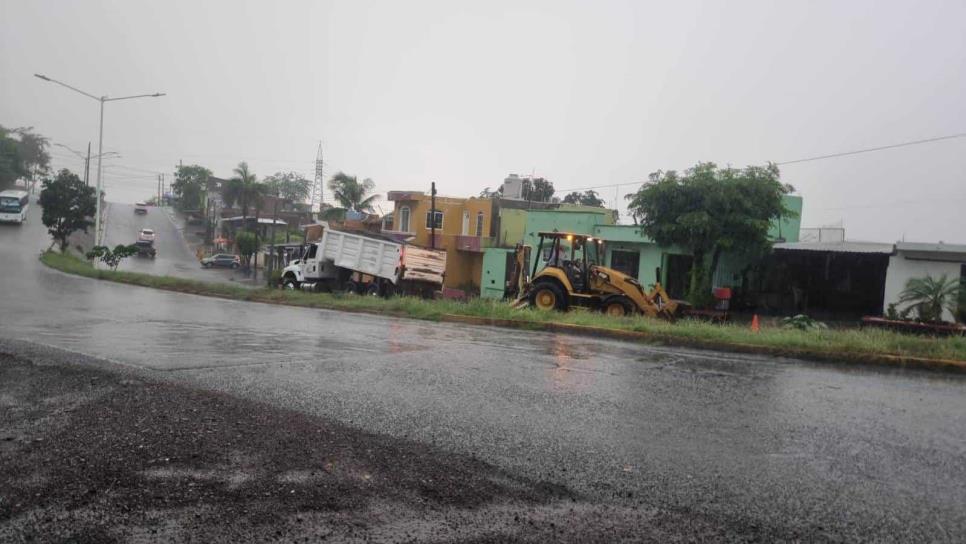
530;282;568;311
601;296;635;318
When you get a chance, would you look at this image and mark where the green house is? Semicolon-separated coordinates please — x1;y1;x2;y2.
480;195;803;300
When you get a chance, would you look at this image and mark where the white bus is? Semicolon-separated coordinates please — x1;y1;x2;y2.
0;190;30;224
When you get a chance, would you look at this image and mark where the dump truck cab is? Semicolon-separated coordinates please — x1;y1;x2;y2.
517;231;679;319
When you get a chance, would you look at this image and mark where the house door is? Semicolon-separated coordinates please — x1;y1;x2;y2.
461;211;470;235
665;254;693;300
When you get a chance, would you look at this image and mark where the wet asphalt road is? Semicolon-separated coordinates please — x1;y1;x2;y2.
2;201;966;541
101;202;252;285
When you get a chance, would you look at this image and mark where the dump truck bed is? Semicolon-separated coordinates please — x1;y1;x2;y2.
400;245;446;286
319;228;402;284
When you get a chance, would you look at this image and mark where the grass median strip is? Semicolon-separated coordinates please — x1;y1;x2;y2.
41;250;966;369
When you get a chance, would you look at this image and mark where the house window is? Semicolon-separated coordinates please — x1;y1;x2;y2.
399;206;411;232
382;215;393;231
610;250;640;279
462;211;470;235
476;212;485;237
425;210;444;229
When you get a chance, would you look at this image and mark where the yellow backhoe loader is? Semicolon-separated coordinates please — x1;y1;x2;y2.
509;231;683;319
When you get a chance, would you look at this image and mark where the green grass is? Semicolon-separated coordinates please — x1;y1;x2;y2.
41;251;966;366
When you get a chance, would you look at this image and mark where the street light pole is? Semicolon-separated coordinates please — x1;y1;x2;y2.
34;74;164;244
95;97;105;241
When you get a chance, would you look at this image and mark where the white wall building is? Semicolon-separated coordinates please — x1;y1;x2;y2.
882;242;966;322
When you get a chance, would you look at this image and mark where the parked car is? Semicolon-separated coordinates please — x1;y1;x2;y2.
137;228;156;242
134;202;148;215
201;254;240;269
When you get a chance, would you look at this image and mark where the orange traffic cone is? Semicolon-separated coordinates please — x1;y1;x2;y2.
751;314;761;333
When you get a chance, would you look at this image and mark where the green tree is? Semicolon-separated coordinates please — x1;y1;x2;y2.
235;230;258;268
10;126;50;184
263;171;312;203
171;164;212;211
223;161;265;217
898;274;962;323
562;190;605;207
39;169;97;252
0;125;25;190
523;177;554;202
85;244;139;270
625;162;793;305
327;172;378;212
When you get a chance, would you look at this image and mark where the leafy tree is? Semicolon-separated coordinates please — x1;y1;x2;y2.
319;206;346;222
39;169;97;252
10;126;50;183
562;190;605;207
235;230;258;268
263;171;312;203
171;164;212;211
898;274;962;323
523;177;554;202
327;172;378;212
625;162;793;305
0;125;25;190
223;161;266;217
85;244;139;270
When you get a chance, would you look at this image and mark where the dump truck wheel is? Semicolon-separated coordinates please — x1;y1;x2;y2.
602;297;634;317
282;277;299;290
343;281;359;295
530;283;567;311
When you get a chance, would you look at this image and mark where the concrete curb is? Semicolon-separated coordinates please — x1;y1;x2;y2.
38;255;966;375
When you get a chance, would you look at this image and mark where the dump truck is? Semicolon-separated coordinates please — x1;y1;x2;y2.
510;231;682;318
280;223;446;298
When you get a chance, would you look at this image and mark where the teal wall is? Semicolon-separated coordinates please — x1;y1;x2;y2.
521;209;613;269
593;225;691;286
770;195;803;242
481;248;514;299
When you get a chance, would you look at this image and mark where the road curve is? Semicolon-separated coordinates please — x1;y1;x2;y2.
2;200;965;541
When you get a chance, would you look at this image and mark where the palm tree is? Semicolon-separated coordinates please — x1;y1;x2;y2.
223;161;265;217
898;274;961;323
327;172;378;212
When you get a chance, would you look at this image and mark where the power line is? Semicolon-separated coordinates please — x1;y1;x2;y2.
776;132;966;166
556;131;966;194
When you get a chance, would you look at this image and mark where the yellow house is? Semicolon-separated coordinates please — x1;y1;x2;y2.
384;191;494;293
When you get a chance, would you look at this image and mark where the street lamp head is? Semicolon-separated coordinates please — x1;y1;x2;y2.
34;74;50;81
152;93;165;97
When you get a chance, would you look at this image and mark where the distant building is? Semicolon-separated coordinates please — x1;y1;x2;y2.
501;174;526;200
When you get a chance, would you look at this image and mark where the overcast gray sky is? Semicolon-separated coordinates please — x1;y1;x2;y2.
2;0;964;242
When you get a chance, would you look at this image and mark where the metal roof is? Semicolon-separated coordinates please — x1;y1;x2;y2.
895;242;966;254
773;241;894;254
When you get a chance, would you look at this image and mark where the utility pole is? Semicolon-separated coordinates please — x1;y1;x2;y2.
267;189;279;287
84;143;91;186
430;181;437;249
157;174;162;205
33;74;164;245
